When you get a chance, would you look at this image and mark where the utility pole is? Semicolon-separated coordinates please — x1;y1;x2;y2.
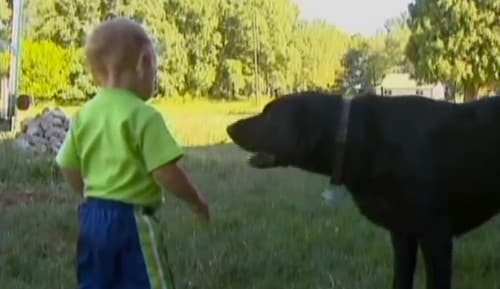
252;2;259;106
8;0;24;132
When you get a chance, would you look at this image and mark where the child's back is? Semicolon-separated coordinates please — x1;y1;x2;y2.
55;17;209;289
64;88;182;207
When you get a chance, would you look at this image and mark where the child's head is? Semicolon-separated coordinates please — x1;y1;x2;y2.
85;17;157;100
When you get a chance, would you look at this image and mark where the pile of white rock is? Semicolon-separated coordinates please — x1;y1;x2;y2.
15;108;70;154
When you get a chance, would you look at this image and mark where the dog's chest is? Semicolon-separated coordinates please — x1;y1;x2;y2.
351;193;401;229
348;184;423;231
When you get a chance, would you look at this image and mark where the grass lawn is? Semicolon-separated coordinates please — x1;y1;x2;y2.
2;100;500;289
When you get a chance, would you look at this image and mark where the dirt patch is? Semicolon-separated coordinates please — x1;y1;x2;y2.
0;189;71;208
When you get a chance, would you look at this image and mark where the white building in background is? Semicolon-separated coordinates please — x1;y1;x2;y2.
376;73;447;100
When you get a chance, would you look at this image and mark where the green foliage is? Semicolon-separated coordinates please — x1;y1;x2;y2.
406;0;500;101
250;0;301;93
0;0;10;21
335;13;418;96
0;51;8;76
337;37;391;95
19;40;74;100
24;0;189;98
213;58;246;99
337;45;370;95
294;20;351;90
64;47;96;101
167;0;222;97
212;0;306;96
154;21;188;97
6;0;498;102
0;0;11;41
214;0;254;96
24;0;101;47
20;0;409;101
383;13;413;74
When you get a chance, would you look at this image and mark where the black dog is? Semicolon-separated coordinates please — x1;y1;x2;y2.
226;91;500;289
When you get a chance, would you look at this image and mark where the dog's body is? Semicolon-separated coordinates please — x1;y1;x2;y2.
226;91;500;289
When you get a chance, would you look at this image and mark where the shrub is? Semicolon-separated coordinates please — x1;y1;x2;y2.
19;40;75;100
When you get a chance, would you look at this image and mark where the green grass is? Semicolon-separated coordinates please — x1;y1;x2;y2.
2;100;500;288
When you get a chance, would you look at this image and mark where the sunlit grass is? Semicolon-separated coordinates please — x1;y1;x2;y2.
11;97;270;147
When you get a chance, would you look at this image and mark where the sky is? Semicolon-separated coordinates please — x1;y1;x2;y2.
293;0;413;36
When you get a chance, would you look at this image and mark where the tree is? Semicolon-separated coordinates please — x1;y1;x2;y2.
0;0;11;42
213;0;258;97
0;51;8;76
0;0;9;75
337;46;371;95
166;0;222;97
24;0;101;47
254;0;302;95
383;13;413;74
406;0;500;102
366;33;391;88
337;36;391;95
19;40;74;100
14;0;423;101
294;20;351;91
213;58;245;99
24;0;188;98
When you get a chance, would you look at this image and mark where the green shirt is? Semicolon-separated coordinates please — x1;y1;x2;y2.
55;88;184;206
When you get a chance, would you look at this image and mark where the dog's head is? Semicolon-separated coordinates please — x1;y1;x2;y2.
226;92;343;170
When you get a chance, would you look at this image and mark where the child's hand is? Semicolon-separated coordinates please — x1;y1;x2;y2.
152;163;211;224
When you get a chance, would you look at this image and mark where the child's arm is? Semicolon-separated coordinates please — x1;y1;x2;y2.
152;162;209;222
56;118;84;194
60;167;84;194
141;110;210;222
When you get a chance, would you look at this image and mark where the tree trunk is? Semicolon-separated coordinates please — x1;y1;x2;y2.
463;83;478;102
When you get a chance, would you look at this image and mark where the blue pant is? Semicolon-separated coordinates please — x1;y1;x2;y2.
77;197;174;289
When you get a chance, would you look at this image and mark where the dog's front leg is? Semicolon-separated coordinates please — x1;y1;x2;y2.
419;229;452;289
390;231;418;289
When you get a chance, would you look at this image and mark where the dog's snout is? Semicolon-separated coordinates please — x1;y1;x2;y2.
226;123;236;136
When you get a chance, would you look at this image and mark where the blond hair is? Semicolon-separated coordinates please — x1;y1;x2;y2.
85;17;153;82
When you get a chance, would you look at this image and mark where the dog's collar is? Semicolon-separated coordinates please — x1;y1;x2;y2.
330;97;352;185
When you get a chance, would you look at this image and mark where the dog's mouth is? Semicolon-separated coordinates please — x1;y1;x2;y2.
226;122;280;168
248;152;277;168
